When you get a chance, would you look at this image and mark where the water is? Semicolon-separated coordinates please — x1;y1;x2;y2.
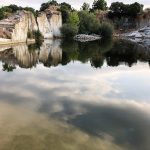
0;39;150;150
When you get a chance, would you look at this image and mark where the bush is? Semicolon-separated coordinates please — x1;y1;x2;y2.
99;22;114;39
33;30;43;43
61;24;78;39
67;11;80;26
78;11;100;34
0;9;4;20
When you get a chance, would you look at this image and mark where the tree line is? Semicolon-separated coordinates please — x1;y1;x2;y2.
0;0;144;39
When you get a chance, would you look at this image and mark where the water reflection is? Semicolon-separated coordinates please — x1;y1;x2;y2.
0;39;150;70
0;39;150;149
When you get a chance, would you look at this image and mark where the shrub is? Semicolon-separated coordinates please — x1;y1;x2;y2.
33;30;43;43
27;30;43;46
67;11;80;26
92;0;107;11
99;22;114;39
61;24;78;39
78;11;100;34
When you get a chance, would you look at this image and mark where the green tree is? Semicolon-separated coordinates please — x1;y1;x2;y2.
79;11;100;34
40;0;58;11
98;22;114;39
92;0;107;11
61;24;78;39
81;2;90;11
0;8;4;20
67;12;80;26
2;63;16;72
24;7;36;16
60;2;72;23
109;2;143;18
128;2;143;17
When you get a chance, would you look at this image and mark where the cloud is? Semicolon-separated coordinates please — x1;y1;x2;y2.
0;0;149;10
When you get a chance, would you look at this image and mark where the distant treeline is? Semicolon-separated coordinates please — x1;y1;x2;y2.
0;0;145;38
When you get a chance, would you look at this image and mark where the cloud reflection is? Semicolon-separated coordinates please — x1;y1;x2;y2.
0;39;150;149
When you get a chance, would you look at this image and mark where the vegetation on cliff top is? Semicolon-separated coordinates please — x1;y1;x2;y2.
0;5;37;20
0;0;145;40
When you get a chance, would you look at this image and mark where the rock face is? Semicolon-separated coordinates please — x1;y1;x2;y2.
37;6;62;39
0;5;62;44
136;9;150;28
0;11;38;43
123;26;150;48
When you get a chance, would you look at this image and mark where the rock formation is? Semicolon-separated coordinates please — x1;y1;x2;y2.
0;5;62;44
0;11;38;44
123;26;150;48
37;6;62;39
136;9;150;28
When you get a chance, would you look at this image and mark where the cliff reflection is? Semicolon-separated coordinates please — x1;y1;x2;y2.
0;39;150;70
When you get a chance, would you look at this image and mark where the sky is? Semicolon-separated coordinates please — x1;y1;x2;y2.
0;0;149;10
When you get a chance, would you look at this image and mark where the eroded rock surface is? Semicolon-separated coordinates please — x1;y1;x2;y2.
0;6;62;44
37;6;62;39
123;26;150;48
0;11;38;43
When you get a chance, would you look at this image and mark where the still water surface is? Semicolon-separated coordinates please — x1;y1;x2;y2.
0;39;150;150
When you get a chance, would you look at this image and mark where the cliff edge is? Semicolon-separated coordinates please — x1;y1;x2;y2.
0;5;62;44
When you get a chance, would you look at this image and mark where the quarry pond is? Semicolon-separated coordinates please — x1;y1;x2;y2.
0;39;150;150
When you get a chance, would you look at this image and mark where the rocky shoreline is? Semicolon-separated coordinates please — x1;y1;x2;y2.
122;26;150;49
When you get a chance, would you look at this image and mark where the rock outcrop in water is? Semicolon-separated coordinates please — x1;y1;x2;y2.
0;5;62;44
74;34;101;42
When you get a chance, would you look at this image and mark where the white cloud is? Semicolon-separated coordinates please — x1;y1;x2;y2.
0;0;149;10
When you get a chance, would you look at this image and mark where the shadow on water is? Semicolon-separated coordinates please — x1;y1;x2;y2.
0;38;150;71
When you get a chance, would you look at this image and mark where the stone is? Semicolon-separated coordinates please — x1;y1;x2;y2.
74;34;101;42
0;11;38;43
37;6;62;39
0;5;62;44
123;26;150;48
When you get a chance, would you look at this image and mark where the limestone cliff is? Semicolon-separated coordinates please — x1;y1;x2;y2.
0;11;38;43
37;6;62;38
0;5;62;44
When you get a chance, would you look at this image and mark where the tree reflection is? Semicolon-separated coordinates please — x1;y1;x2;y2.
2;63;16;72
0;38;150;70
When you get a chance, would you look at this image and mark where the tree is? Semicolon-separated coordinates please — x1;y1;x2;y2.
40;0;58;11
60;2;72;23
92;0;107;11
81;2;90;11
109;2;143;18
67;12;80;26
61;24;78;39
8;5;21;12
60;2;71;10
79;11;100;34
2;63;16;72
0;9;4;20
24;7;36;15
98;22;114;39
128;2;143;17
